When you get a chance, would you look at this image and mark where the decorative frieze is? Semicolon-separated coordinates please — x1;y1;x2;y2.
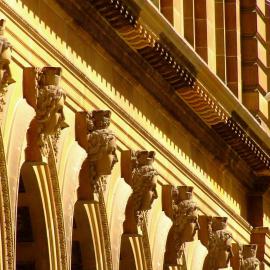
75;110;118;198
23;67;68;162
202;216;233;270
163;185;199;267
122;150;158;233
0;19;15;111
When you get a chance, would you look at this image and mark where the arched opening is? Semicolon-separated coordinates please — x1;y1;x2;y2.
16;170;50;270
16;162;62;270
71;201;97;270
119;235;138;270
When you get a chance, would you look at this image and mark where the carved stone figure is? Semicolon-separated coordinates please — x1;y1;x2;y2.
76;110;118;198
122;150;158;233
24;67;68;161
240;244;260;270
203;217;233;270
0;19;15;111
163;186;199;267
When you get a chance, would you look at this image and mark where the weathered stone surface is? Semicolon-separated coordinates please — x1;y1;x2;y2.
76;110;118;198
163;185;199;267
0;19;15;112
122;150;158;233
24;67;68;162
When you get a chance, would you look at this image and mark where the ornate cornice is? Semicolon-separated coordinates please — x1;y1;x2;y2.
86;0;270;176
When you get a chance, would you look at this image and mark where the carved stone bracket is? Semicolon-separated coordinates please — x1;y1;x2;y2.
231;243;261;270
120;150;158;270
0;19;15;112
121;150;158;234
200;216;233;270
75;110;117;270
75;110;117;199
240;244;260;270
23;67;68;162
162;185;199;268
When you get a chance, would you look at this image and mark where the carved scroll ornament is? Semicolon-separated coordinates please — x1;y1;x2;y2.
163;186;199;267
24;67;68;161
0;19;15;111
76;110;118;197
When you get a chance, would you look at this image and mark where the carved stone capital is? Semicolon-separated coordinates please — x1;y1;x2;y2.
76;110;117;199
163;185;199;267
23;67;68;162
202;216;233;270
122;150;158;233
0;19;15;112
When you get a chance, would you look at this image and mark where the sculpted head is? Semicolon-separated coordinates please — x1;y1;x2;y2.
207;217;233;269
172;186;199;243
36;67;67;135
240;245;260;270
87;110;118;178
131;151;158;212
0;19;14;92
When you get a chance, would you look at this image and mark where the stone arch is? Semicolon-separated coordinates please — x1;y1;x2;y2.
16;163;54;269
71;201;97;270
60;141;86;268
151;212;172;270
1;94;33;270
16;159;66;270
108;177;131;270
71;187;113;270
119;233;144;270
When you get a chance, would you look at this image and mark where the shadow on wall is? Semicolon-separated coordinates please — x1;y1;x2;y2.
17;0;246;219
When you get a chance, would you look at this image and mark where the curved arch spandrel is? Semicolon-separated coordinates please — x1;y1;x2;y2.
18;163;56;270
61;142;86;268
108;177;131;270
72;200;107;270
18;160;68;270
151;212;172;270
120;234;147;270
6;98;34;220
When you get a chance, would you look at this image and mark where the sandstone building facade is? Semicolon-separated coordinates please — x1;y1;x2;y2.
0;0;270;269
